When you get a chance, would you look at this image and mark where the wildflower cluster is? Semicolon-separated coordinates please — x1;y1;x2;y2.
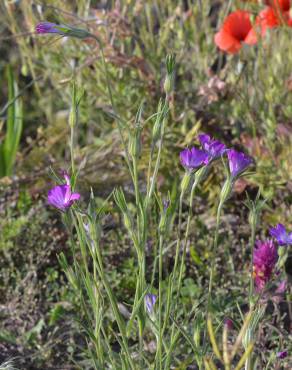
38;15;290;367
215;0;292;53
180;133;252;180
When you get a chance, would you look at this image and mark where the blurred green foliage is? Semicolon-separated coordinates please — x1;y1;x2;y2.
0;66;23;177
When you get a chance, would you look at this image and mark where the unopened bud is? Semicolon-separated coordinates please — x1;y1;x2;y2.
163;75;172;95
69;108;77;127
128;129;142;159
181;172;191;193
123;214;132;231
219;178;232;205
36;22;91;39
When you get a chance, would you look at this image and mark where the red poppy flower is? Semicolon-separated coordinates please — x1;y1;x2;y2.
256;6;279;35
214;10;258;54
265;0;290;11
260;2;292;28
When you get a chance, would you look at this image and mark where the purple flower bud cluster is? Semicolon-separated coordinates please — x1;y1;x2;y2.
253;240;278;291
180;133;253;179
252;222;291;292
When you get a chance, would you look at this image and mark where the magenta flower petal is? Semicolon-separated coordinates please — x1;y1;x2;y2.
198;133;226;163
180;147;209;171
70;193;81;202
48;185;71;211
47;174;80;211
269;223;292;246
227;149;253;178
253;240;278;291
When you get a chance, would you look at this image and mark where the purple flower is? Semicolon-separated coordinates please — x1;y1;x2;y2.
224;318;233;330
145;293;157;315
269;223;292;246
277;350;288;359
180;147;209;171
36;22;90;39
198;133;226;163
276;280;287;294
163;199;170;211
227;149;253;178
48;173;80;211
253;240;278;291
36;22;63;35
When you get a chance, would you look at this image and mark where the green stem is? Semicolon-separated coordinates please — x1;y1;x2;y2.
156;234;164;370
207;202;223;316
70;124;75;178
161;188;185;341
146;146;154;197
91;35;134;181
249;220;256;304
165;168;205;367
202;196;225;354
138;319;144;369
145;118;166;210
176;168;206;304
245;218;256;370
91;229;136;370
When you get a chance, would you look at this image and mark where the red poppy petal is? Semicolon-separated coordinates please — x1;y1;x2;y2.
223;10;253;40
214;30;242;53
244;28;258;44
256;6;279;36
266;0;290;11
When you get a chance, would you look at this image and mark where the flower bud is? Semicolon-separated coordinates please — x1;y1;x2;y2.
163;75;172;95
248;211;258;229
36;22;91;39
152;100;164;143
123;214;132;232
128;129;142;159
181;172;191;193
219;178;232;205
69;108;77;128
